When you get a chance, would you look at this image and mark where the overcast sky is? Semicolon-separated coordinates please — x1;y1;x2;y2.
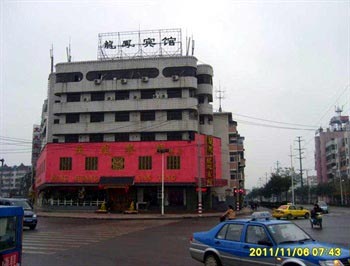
0;0;349;189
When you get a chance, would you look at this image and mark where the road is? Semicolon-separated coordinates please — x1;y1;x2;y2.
23;207;350;266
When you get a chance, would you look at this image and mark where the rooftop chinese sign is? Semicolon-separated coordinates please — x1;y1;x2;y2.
98;29;182;60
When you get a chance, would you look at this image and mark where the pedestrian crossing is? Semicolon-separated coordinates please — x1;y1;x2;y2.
23;220;176;255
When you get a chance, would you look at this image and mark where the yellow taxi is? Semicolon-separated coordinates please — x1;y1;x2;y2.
272;204;310;220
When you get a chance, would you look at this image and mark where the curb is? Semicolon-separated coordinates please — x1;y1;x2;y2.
37;210;253;221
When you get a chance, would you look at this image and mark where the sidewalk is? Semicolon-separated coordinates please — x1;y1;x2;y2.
37;207;254;221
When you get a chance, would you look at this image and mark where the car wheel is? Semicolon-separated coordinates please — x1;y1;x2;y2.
276;217;280;220
304;213;310;219
287;214;293;220
205;255;220;266
29;225;36;230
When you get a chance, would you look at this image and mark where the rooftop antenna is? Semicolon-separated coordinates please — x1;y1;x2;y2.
50;44;54;73
186;36;191;56
66;38;72;62
216;83;225;112
191;37;195;56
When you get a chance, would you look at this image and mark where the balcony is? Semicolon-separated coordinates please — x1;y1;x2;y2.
51;119;199;135
53;97;198;114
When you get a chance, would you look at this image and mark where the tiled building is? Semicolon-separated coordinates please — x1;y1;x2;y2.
35;29;245;211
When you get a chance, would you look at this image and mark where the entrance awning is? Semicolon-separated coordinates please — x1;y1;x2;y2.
99;176;134;189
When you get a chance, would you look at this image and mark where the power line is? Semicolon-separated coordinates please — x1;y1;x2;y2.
231;113;318;128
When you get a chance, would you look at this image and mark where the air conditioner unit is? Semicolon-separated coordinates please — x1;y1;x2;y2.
121;78;128;84
83;97;90;102
107;96;113;101
172;75;179;81
142;76;149;82
94;79;101;85
133;95;139;99
161;94;168;99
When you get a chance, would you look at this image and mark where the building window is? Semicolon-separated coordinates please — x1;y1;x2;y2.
59;157;72;170
90;134;103;142
56;72;83;83
85;157;98;170
141;90;156;99
199;116;205;125
162;66;197;77
197;74;213;85
230;172;237;180
115;90;130;100
167;132;182;141
54;119;60;124
112;157;125;170
115;112;130;122
167;110;182;120
90;113;104;123
167;156;180;169
141;111;155;121
91;92;105;101
198;96;205;104
139;156;152;170
67;93;81;102
229;152;236;162
66;113;80;123
65;135;79;143
53;139;59;143
167;89;182;98
115;133;129;142
229;135;237;144
141;133;155;141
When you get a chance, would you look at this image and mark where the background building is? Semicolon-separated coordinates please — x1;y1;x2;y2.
0;164;31;197
314;107;349;205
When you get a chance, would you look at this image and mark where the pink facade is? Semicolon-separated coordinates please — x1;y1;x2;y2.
35;134;222;190
315;131;344;183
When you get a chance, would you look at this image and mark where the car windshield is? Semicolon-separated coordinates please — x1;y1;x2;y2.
278;205;288;210
318;202;326;206
267;223;312;244
12;200;32;210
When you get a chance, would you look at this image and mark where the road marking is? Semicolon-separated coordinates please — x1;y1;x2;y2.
23;220;178;255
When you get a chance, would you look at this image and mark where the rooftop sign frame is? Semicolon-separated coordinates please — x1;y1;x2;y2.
97;28;182;60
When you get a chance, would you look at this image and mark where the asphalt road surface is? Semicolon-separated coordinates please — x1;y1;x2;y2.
23;207;350;266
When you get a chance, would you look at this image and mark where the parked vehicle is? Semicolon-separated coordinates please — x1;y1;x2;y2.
0;206;23;266
272;204;310;220
318;201;329;214
189;211;350;266
0;198;37;230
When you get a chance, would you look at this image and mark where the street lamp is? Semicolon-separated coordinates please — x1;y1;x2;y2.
157;148;169;216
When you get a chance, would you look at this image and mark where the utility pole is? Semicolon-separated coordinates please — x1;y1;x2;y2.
0;159;4;197
197;136;202;217
295;137;304;188
157;148;169;216
289;146;295;205
276;161;280;175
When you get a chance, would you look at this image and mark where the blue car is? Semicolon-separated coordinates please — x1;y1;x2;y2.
189;212;350;266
